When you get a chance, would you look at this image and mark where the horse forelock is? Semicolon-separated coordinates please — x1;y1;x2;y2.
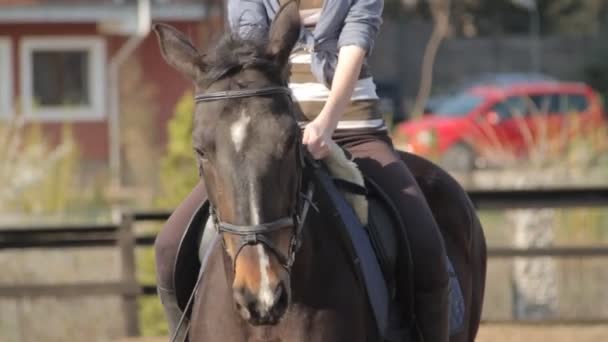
200;33;285;87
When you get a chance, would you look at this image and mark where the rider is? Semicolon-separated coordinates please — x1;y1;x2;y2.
155;0;450;341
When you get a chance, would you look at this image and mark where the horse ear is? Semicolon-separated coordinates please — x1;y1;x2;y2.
266;0;301;68
154;23;203;81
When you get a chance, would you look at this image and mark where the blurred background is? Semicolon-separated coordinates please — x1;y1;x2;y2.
0;0;607;341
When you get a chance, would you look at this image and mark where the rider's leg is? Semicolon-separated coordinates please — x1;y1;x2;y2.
339;133;450;342
154;181;207;338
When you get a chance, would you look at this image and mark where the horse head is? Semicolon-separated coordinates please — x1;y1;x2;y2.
155;1;303;326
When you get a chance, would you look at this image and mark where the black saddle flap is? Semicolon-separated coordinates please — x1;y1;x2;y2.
174;201;210;312
363;176;415;321
366;194;399;294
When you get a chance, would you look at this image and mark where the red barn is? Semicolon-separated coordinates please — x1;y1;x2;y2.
0;0;221;187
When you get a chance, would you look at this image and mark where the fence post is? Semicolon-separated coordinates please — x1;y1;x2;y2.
509;208;558;320
119;212;141;336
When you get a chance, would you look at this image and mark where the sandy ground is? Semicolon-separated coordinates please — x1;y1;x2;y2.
117;324;608;342
476;324;608;342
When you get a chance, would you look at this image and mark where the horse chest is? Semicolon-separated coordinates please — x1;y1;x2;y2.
241;306;366;342
190;256;368;341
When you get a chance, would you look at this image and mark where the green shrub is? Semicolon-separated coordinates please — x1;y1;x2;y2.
156;92;199;209
139;294;168;337
0;120;100;218
142;91;199;336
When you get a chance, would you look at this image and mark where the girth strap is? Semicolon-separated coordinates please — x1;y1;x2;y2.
312;167;390;337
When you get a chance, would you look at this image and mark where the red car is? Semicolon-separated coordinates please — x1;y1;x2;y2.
396;81;605;171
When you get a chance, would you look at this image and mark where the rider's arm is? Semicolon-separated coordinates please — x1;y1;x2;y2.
227;0;269;38
314;0;384;131
338;0;384;55
314;45;366;132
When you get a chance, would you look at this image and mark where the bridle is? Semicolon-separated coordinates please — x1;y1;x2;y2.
195;86;316;273
169;86;315;342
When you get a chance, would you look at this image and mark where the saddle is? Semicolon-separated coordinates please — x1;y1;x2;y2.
172;150;465;340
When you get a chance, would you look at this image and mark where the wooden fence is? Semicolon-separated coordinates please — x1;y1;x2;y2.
1;187;607;336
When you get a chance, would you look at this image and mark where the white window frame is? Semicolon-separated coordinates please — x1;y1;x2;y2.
0;38;12;119
20;36;106;121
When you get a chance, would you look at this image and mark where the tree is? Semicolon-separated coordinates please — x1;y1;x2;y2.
410;0;452;117
386;0;608;36
584;24;608;100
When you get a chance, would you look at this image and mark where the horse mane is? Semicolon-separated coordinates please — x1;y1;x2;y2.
201;33;284;86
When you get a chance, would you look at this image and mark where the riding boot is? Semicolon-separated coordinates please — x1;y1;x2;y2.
414;283;450;342
158;286;189;341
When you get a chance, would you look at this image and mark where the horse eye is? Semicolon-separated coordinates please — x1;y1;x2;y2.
194;147;207;159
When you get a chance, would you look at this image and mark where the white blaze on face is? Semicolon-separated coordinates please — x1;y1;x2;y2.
257;244;275;312
248;180;261;225
230;111;251;153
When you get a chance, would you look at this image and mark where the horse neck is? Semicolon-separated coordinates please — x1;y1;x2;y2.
290;221;316;289
290;211;356;297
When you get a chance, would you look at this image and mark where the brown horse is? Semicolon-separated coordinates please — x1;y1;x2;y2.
155;2;486;341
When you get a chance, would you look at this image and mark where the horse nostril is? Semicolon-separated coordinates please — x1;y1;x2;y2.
233;288;254;320
235;302;251;321
277;284;288;304
273;283;289;313
233;283;290;325
274;283;283;299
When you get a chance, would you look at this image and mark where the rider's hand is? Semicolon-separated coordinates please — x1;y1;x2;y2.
301;45;365;160
302;117;335;160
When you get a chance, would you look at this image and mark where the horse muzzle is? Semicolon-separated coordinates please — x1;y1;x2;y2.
233;281;290;325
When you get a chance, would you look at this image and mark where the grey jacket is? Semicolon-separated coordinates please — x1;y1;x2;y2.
226;0;383;86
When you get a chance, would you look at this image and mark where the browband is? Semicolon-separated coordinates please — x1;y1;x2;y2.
194;86;292;103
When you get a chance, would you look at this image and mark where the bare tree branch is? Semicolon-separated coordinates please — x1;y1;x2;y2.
410;0;452;117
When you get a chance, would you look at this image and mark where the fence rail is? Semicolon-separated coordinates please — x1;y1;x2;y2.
468;187;608;209
1;187;608;334
0;282;140;298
